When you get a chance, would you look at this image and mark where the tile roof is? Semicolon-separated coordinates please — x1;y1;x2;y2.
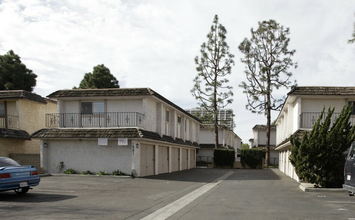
47;88;201;122
0;90;49;104
31;128;199;147
288;87;355;96
0;128;31;140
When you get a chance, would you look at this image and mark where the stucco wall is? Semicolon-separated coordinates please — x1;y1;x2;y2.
143;98;157;131
0;139;27;157
301;98;347;112
107;99;143;113
41;139;132;174
6;101;17;115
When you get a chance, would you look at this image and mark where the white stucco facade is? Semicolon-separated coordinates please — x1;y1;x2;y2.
34;88;200;177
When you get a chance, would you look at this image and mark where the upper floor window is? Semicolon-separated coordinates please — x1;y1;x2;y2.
81;102;104;114
349;101;355;115
178;116;181;124
166;109;170;122
0;102;4;116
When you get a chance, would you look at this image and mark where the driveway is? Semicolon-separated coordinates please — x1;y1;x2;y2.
0;168;354;220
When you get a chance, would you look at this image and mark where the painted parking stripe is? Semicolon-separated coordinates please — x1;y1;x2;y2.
141;170;235;220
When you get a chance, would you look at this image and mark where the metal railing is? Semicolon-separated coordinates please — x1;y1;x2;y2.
0;115;19;129
300;112;355;128
46;112;144;128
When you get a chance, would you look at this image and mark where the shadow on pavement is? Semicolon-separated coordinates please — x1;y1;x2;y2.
141;168;283;182
141;168;233;183
0;192;76;203
226;169;282;181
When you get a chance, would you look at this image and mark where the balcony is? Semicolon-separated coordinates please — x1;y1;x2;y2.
0;115;19;129
300;112;355;129
46;112;144;128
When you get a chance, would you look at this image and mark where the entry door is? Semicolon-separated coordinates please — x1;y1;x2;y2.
140;144;155;176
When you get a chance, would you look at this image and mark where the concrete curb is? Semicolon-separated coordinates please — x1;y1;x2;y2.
41;173;132;178
299;183;346;192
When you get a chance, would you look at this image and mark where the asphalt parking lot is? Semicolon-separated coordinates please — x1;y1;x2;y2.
1;168;355;220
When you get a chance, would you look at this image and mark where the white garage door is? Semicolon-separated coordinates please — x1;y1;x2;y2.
181;148;188;170
158;146;169;174
190;149;196;168
140;144;155;176
171;147;179;172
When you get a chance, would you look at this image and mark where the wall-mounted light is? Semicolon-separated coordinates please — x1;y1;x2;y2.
44;143;48;148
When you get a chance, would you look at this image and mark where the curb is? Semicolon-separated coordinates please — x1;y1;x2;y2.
299;183;346;192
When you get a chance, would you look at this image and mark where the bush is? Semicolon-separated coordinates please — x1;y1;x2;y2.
64;168;76;174
213;149;235;168
240;149;265;169
82;170;93;175
96;171;108;176
290;105;355;187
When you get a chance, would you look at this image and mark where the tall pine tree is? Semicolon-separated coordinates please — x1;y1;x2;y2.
191;15;234;149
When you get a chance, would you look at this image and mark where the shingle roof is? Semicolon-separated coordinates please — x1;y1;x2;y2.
0;128;31;140
31;128;199;147
288;87;355;96
0;90;49;104
252;125;276;130
47;88;201;122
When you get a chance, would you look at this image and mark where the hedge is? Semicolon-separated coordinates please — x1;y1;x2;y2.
213;149;235;168
240;149;265;169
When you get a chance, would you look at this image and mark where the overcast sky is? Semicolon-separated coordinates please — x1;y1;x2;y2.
0;0;354;143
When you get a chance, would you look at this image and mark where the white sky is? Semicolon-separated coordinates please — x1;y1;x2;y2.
0;0;354;143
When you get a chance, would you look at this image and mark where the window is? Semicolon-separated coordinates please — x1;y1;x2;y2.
166;109;170;122
81;102;104;114
0;102;4;116
178;116;181;123
349;101;355;115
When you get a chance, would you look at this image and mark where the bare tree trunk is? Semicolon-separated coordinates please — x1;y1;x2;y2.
266;79;271;169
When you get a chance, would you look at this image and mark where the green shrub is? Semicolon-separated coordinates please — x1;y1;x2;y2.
241;149;265;169
112;170;128;176
64;168;76;174
96;171;108;176
213;149;235;168
82;170;92;175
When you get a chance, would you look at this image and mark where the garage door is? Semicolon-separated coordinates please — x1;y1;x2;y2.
171;147;179;172
158;146;169;174
181;148;188;170
140;144;155;176
190;149;196;168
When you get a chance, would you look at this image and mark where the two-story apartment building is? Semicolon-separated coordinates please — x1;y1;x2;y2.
185;108;240;165
197;124;241;165
249;125;278;166
31;88;201;177
0;90;57;170
275;87;355;181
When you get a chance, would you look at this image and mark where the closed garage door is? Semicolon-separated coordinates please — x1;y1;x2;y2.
171;147;179;172
158;146;169;174
181;148;188;170
140;144;155;176
190;149;196;168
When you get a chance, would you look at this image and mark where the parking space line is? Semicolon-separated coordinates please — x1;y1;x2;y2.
140;170;234;220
